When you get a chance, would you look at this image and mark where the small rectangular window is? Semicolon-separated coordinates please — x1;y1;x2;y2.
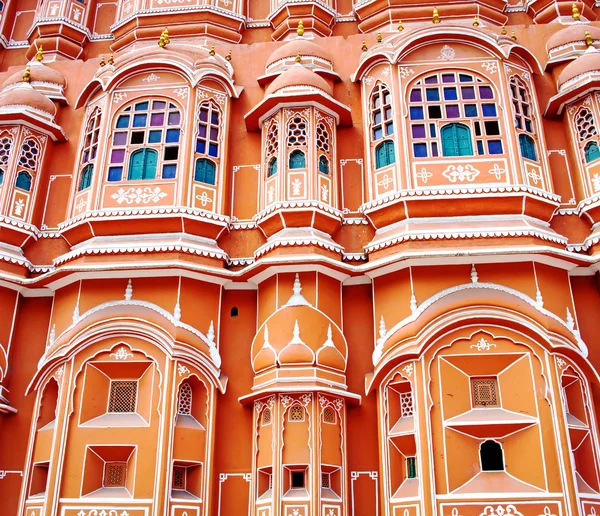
461;86;476;100
413;143;428;158
104;462;127;487
484;121;500;136
442;73;455;83
291;471;305;488
428;106;442;119
133;114;147;128
406;457;417;479
152;101;166;110
472;377;499;408
488;140;503;155
116;115;130;129
130;131;144;144
385;122;394;136
412;125;426;139
172;466;186;490
424;76;438;85
135;102;149;111
459;74;473;83
108;167;123;182
164;146;179;161
477;141;484;156
446;105;460;118
108;381;137;413
321;472;330;488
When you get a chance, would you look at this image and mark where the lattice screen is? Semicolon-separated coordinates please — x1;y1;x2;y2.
178;382;192;415
108;381;137;413
321;472;330;488
262;408;271;426
104;463;126;487
323;407;336;424
400;392;414;417
172;466;186;489
472;378;498;407
289;405;304;421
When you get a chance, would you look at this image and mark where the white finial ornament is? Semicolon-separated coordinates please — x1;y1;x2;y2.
174;302;181;321
207;320;215;344
410;291;417;315
284;273;312;307
289;320;305;345
566;307;575;330
323;324;335;347
378;316;386;341
125;279;133;300
471;264;478;284
72;300;80;324
263;325;272;349
49;324;56;346
535;287;544;309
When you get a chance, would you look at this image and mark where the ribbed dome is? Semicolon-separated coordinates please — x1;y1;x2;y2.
266;39;332;68
4;62;66;88
265;65;332;96
0;82;56;116
558;50;600;88
547;25;600;53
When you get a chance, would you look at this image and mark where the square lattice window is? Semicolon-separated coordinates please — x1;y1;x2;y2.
289;405;304;422
172;466;186;490
400;392;414;417
471;378;499;408
104;462;126;487
108;381;137;413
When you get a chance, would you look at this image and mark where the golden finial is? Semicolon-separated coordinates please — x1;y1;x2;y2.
158;28;170;48
585;30;594;47
297;19;305;37
295;54;301;63
209;45;216;57
226;50;232;61
35;46;43;62
501;25;507;35
23;65;31;83
511;31;517;41
473;16;480;27
377;32;382;43
108;53;114;65
572;3;581;22
99;55;106;67
361;40;368;52
398;20;404;31
433;7;440;24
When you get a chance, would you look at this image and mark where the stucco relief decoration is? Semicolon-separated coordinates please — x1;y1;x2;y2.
592;173;600;192
76;510;130;516
196;192;213;207
267;186;275;203
481;61;498;74
300;393;312;406
13;199;25;216
416;168;433;184
442;164;480;183
470;337;497;351
438;45;456;60
54;365;64;380
142;73;160;83
488;164;506;180
113;92;127;104
110;347;134;360
588;507;598;516
111;187;168;205
402;363;414;377
399;67;414;79
363;76;375;86
281;394;293;408
177;364;190;377
174;88;188;99
320;185;329;201
527;168;542;185
378;174;393;190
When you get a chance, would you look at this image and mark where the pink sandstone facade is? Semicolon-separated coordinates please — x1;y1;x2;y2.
2;1;600;516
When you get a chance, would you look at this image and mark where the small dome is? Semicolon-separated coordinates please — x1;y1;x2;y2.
558;50;600;88
265;65;332;96
266;39;332;68
0;82;56;116
547;25;600;53
4;62;66;88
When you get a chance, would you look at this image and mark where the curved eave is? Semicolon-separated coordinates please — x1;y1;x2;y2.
545;76;600;117
257;68;342;87
75;78;104;110
245;90;352;131
238;386;361;406
0;110;66;142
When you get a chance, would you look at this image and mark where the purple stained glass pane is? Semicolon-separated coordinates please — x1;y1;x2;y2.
199;109;208;122
479;86;494;99
150;113;165;126
198;124;207;138
461;86;476;100
446;105;460;118
412;124;426;138
113;132;127;145
152;101;166;110
442;74;455;83
210;127;219;140
111;149;125;164
410;89;422;102
425;76;438;84
168;112;181;125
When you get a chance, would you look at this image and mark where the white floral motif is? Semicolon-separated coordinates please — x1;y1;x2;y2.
178;364;190;377
321;184;329;201
142;73;160;83
480;506;523;516
399;67;415;79
488;164;506;180
110;347;134;360
55;365;64;379
280;395;293;408
415;168;433;184
300;393;312;406
13;199;25;216
364;76;375;86
481;61;498;74
588;507;598;516
470;337;496;351
592;173;600;192
380;66;391;77
113;92;127;104
438;45;456;60
76;511;129;516
291;178;302;196
556;357;567;368
527;168;542;185
442;164;480;183
539;507;557;516
267;185;275;203
111;187;168;205
403;363;413;377
377;174;394;190
174;88;188;99
195;192;213;207
74;198;87;213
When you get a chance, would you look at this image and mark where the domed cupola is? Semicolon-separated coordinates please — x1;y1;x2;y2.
3;49;67;104
547;25;600;68
246;275;350;398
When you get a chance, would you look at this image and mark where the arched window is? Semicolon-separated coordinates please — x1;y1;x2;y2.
78;107;101;191
408;72;502;158
262;408;272;426
316;122;330;152
268;157;278;177
375;140;396;169
177;382;192;415
287;116;307;147
370;83;394;141
0;134;13;185
519;134;537;161
108;99;180;182
510;76;538;162
289;150;306;169
15;171;32;191
196;101;221;158
128;148;158;180
441;123;473;157
194;158;216;185
586;141;600;163
480;440;504;471
79;164;93;191
318;155;329;174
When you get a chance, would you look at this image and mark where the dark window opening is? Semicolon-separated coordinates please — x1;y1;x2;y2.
230;307;239;317
480;440;504;471
291;470;305;488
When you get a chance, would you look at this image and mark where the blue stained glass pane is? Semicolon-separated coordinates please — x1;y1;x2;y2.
444;87;458;101
465;105;478;117
209;143;218;157
135;102;149;111
116;115;130;128
488;140;503;155
373;127;383;139
385;122;394;135
477;141;484;155
166;129;180;143
196;140;206;154
413;143;428;158
108;166;123;182
133;114;147;127
410;107;424;120
162;164;177;178
432;142;438;157
149;130;162;143
482;104;497;117
430;124;437;137
459;74;473;83
426;88;440;101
